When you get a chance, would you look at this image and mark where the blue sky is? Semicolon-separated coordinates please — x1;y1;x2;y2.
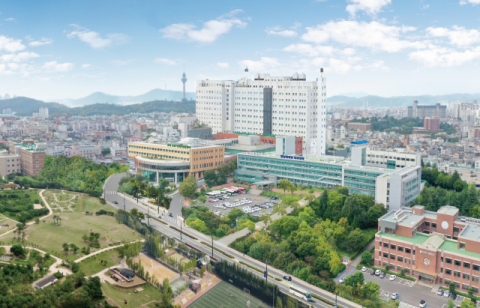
0;0;480;100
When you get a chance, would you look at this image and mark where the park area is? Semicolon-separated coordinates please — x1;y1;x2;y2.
1;190;142;262
187;281;271;308
0;189;46;223
102;281;162;308
0;214;16;235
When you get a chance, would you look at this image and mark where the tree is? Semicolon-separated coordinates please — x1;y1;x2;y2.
278;179;292;195
10;245;24;256
346;228;365;252
361;251;372;265
35;218;40;224
179;181;196;199
461;300;476;308
63;243;70;254
85;276;103;298
101;148;111;156
361;281;380;299
345;272;364;287
449;281;455;294
161;196;172;211
72;263;79;273
204;169;216;187
447;299;455;308
158;278;174;308
288;184;296;195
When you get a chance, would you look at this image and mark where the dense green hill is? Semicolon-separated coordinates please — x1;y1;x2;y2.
1;97;195;116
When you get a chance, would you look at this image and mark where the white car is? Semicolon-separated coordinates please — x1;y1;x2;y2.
443;290;450;298
391;293;399;300
419;300;426;308
338;278;345;284
224;196;229;199
389;275;397;281
361;266;368;272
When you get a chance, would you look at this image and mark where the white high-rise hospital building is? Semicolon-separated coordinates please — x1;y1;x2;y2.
196;69;326;155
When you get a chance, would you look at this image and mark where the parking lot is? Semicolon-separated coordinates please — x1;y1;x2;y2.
200;193;276;218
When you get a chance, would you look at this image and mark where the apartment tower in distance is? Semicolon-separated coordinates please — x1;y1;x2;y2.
196;68;327;155
407;100;446;118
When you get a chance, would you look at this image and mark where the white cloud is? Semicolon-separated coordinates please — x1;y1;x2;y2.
346;0;391;17
239;57;281;72
28;38;53;47
5;18;14;21
427;26;480;47
284;44;356;57
302;20;423;53
460;0;480;5
265;26;297;37
1;52;39;63
160;10;247;43
111;59;133;66
409;45;480;67
81;64;91;69
154;58;176;65
423;4;430;9
42;61;74;72
66;24;129;49
0;35;25;52
217;62;229;68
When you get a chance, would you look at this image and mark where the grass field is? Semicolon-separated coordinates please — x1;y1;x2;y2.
188;281;271;308
77;248;123;276
102;281;162;307
0;214;16;235
2;190;142;262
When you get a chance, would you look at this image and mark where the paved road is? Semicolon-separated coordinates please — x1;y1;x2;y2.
103;174;361;308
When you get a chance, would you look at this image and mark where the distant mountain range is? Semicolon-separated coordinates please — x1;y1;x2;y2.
0;97;195;116
327;93;480;107
51;89;196;107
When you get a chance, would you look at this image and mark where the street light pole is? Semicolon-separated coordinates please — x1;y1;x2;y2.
272;284;275;308
211;234;214;259
265;262;268;284
123;194;125;211
180;223;183;241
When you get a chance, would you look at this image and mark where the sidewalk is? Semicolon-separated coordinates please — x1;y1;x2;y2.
74;239;145;263
350;238;376;267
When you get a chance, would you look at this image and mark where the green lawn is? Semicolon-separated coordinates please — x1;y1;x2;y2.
188;281;271;308
260;190;305;200
77;248;123;276
102;281;162;308
336;228;377;258
2;190;142;262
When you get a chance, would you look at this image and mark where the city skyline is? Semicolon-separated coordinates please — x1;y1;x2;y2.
0;0;480;101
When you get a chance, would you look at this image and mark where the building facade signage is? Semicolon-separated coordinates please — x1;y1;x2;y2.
280;155;305;160
420;250;435;256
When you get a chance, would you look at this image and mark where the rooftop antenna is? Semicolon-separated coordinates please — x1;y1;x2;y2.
244;67;249;85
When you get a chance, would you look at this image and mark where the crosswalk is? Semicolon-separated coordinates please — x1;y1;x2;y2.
105;191;117;195
164;217;177;225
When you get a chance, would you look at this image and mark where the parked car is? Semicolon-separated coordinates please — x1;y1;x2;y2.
443;290;450;298
283;275;292;281
470;298;477;304
168;213;173;217
370;269;376;276
208;199;214;203
224;196;230;199
449;293;457;300
391;293;399;300
437;289;444;296
270;197;278;200
379;272;386;279
389;275;397;281
338;278;345;284
157;215;162;219
112;200;118;204
375;270;381;276
361;266;368;272
419;300;427;308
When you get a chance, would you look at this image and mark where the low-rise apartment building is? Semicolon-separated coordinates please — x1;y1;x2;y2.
0;150;21;176
352;147;421;169
128;139;224;183
376;205;480;294
18;144;46;177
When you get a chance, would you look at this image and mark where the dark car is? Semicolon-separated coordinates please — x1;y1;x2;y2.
370;269;376;276
112;200;118;204
471;298;477;304
283;275;292;281
168;213;173;217
450;293;458;300
270;197;278;200
379;272;386;279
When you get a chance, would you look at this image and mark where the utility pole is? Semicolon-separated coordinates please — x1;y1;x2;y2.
265;262;268;284
296;258;299;276
180;223;183;241
334;291;337;308
123;194;125;211
272;284;275;308
211;234;214;259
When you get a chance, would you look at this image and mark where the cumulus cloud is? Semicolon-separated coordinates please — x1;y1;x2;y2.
302;20;422;53
346;0;391;17
160;10;247;43
66;24;129;48
0;52;39;63
459;0;480;5
5;18;14;21
0;35;25;52
28;38;53;47
284;44;356;57
81;64;91;69
42;61;74;72
217;62;229;68
427;26;480;47
409;45;480;67
154;58;176;65
239;57;281;71
265;26;297;37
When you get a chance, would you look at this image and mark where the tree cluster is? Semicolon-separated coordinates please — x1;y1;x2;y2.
0;190;47;223
203;159;237;187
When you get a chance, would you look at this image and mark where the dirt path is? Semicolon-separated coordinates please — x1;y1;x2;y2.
74;239;145;263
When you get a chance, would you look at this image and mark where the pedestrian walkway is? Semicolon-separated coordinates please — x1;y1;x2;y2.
217;228;250;245
350;238;376;267
74;239;144;263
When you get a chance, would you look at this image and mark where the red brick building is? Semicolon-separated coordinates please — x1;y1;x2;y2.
348;123;371;132
424;117;440;132
376;205;480;294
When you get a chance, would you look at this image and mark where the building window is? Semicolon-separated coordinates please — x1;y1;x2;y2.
446;258;453;264
473;276;480;283
383;242;389;248
390;254;395;260
454;260;461;267
460;242;466;250
397;246;403;252
404;268;410;274
405;248;411;254
463;273;470;280
432;223;437;228
463;284;470;291
397;256;403;262
454;271;461;278
390;244;396;250
383;252;388;258
445;269;452;275
444;279;451;286
424;221;430;227
473;287;479;294
474;264;480;271
454;281;460;288
405;258;411;264
464;262;470;269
